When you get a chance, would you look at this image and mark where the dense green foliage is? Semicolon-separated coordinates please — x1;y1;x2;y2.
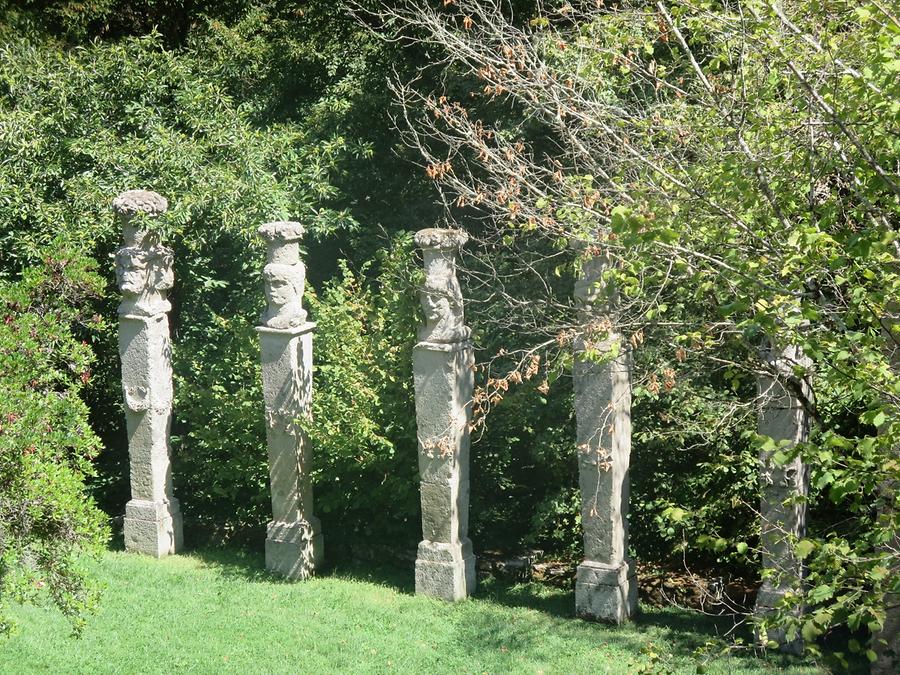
584;1;899;651
0;250;109;634
0;5;363;533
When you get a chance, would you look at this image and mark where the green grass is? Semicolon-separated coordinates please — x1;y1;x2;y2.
1;549;831;674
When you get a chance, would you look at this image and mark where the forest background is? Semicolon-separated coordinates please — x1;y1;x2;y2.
0;0;897;663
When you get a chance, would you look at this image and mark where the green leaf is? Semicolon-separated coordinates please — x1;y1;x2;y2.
870;566;889;581
666;507;687;522
807;584;833;603
801;620;821;642
795;540;816;559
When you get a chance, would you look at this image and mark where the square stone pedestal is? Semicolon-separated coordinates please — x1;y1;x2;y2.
265;519;323;581
575;560;638;624
415;540;476;601
124;498;183;558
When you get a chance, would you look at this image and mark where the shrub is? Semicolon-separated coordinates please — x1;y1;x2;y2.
0;248;110;635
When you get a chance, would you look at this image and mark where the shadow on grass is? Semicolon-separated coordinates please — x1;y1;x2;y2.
181;544;417;594
181;544;745;658
450;607;660;668
450;598;825;673
475;575;725;640
186;546;276;583
327;559;416;595
467;576;836;672
475;575;576;619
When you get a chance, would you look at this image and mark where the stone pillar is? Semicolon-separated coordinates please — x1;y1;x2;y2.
754;343;812;653
573;244;638;623
114;189;183;557
413;228;476;601
256;221;322;580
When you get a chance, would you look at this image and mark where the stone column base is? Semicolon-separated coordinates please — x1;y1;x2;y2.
754;585;804;654
415;539;476;601
124;498;183;558
575;560;638;624
265;520;323;580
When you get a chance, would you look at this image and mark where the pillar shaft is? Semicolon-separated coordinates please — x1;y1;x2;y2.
258;324;321;579
572;243;638;623
413;228;476;601
114;189;182;557
257;221;321;580
754;343;811;653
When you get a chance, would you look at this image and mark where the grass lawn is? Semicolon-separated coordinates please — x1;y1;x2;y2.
0;548;839;674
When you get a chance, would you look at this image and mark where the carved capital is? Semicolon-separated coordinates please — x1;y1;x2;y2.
259;221;304;265
113;190;168;248
415;228;468;251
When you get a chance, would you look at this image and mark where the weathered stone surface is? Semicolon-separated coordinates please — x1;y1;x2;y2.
413;228;475;601
265;519;323;581
575;561;639;624
415;540;476;602
124;498;183;557
575;347;631;565
258;221;304;264
874;563;900;674
113;189;169;220
259;221;307;329
115;190;182;558
420;482;454;542
258;324;317;519
115;242;173;317
414;228;471;344
572;241;638;623
572;246;616;316
754;343;812;654
113;189;169;250
257;223;321;580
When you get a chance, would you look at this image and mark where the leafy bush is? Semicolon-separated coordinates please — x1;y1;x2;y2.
304;238;421;548
0;249;110;635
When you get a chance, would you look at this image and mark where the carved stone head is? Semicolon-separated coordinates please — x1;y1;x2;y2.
415;228;471;343
113;189;172;316
115;245;174;316
257;221;309;329
261;262;307;329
